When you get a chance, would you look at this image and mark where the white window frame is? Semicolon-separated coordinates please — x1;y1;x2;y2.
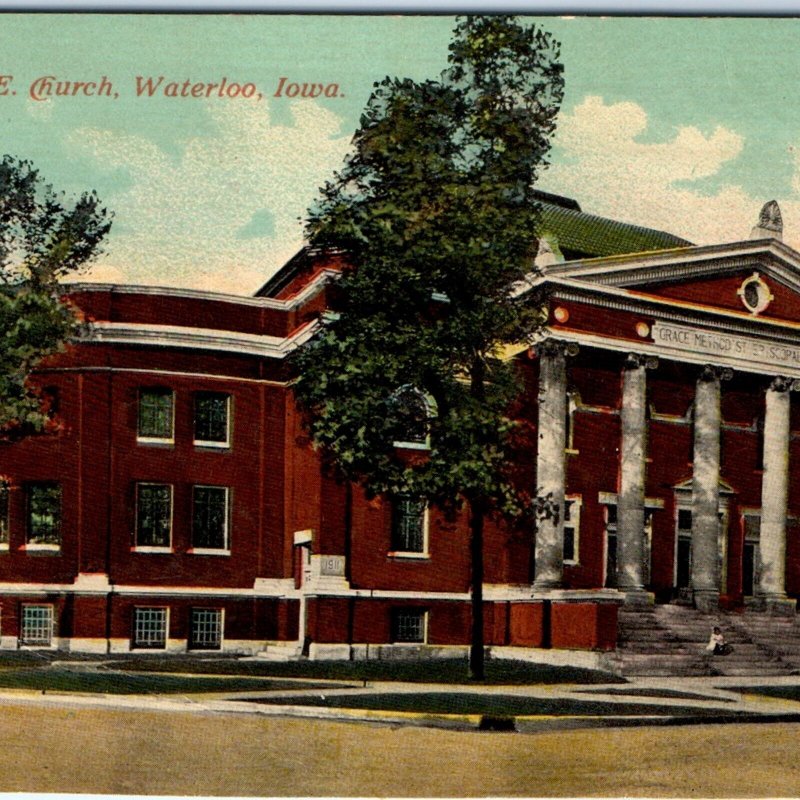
132;606;169;650
565;391;580;454
391;608;428;644
19;604;55;648
563;495;582;565
388;497;429;559
193;392;232;449
133;482;173;553
137;388;175;445
24;483;62;552
189;607;224;650
190;485;231;555
391;386;435;451
0;479;9;552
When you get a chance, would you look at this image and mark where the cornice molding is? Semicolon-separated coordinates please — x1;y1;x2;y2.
65;268;340;314
84;319;318;359
549;283;800;343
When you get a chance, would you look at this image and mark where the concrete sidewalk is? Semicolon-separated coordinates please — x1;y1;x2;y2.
2;672;800;732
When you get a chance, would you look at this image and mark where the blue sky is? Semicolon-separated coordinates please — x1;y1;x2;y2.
3;14;799;293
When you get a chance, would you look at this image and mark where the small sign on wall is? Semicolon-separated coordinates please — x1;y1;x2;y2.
320;556;346;577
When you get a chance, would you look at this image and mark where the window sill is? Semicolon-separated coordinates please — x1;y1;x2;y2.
22;544;61;553
390;640;427;646
388;551;430;560
564;448;580;456
137;437;175;447
392;441;430;451
188;548;230;556
0;543;9;552
563;559;580;567
131;546;173;554
193;440;231;450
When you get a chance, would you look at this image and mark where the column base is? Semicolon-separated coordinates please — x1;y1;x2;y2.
532;580;563;593
765;596;797;617
693;589;720;614
619;588;654;610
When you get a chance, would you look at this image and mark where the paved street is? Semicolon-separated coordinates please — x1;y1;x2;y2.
0;677;799;795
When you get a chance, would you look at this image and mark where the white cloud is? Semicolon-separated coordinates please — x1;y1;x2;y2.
538;96;767;246
68;99;352;295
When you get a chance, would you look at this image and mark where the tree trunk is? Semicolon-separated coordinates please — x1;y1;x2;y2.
469;498;486;681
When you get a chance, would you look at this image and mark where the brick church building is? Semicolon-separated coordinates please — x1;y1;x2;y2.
0;193;797;660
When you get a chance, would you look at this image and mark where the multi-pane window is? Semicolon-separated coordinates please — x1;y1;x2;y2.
563;497;581;564
391;609;426;643
192;487;229;550
133;607;168;649
391;497;426;554
137;388;174;441
20;604;54;646
0;481;9;548
27;483;61;547
194;393;230;446
135;484;172;548
390;386;431;446
190;608;223;650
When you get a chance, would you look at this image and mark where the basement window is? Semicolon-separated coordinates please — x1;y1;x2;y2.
391;609;427;644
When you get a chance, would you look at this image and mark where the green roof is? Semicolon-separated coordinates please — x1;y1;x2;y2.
536;200;692;259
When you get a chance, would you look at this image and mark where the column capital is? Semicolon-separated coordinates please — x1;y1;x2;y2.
698;364;733;383
534;338;579;358
768;375;800;393
624;353;659;371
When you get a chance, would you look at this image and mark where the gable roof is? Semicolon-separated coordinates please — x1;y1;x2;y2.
535;197;692;259
255;191;692;298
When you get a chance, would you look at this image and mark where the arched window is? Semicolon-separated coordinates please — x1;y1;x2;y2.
390;385;435;448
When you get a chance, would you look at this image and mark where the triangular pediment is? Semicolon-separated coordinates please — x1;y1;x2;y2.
539;239;800;323
674;476;736;495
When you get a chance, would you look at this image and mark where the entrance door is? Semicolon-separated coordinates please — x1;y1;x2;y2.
677;535;692;589
742;542;756;597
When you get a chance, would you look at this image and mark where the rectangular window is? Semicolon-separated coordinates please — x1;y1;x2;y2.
391;609;426;643
0;481;9;549
390;497;427;554
678;508;692;532
190;608;223;650
135;484;172;549
194;392;230;446
27;483;61;547
133;607;168;649
20;604;54;646
137;388;174;441
192;486;229;551
563;497;581;564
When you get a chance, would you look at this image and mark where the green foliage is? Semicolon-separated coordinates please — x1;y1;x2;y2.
0;155;112;434
293;16;563;518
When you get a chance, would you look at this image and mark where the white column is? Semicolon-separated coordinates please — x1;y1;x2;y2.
617;354;656;607
534;340;568;591
691;365;729;613
759;376;796;615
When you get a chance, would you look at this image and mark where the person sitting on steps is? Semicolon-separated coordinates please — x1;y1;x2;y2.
706;625;733;656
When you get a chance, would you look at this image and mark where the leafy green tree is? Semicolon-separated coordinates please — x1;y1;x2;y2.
0;155;112;434
292;15;564;679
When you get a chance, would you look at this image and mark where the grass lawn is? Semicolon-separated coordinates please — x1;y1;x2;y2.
0;667;338;695
244;692;755;718
101;656;625;685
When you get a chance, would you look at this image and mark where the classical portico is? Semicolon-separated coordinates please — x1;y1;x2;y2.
529;202;800;614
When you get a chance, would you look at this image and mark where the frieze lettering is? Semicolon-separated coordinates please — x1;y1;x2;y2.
652;322;800;374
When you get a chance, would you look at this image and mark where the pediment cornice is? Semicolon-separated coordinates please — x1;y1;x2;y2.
543;238;800;295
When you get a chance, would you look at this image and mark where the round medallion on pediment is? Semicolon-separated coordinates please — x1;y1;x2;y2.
737;272;773;315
